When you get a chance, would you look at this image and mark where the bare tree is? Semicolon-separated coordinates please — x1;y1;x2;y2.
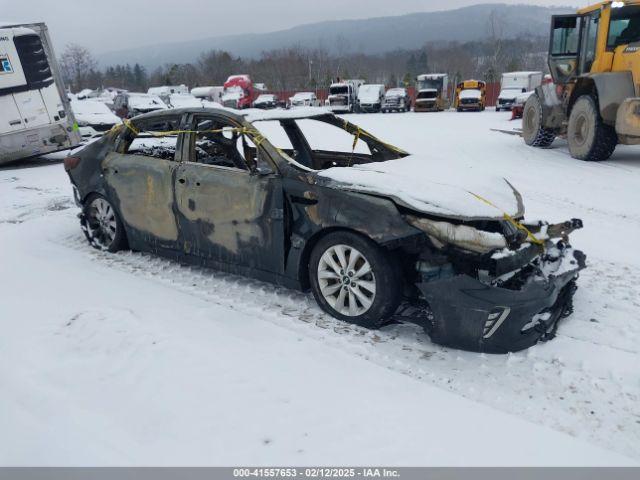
486;9;507;77
59;44;97;92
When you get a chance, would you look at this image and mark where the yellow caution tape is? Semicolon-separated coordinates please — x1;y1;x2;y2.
120;119;266;146
467;191;545;248
343;120;408;155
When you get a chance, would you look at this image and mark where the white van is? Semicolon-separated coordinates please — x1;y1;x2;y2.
0;22;80;164
358;84;385;113
496;72;543;111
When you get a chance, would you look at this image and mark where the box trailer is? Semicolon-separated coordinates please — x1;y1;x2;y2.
0;22;80;165
496;71;543;111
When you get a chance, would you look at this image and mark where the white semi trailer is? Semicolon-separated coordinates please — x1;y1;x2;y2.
0;22;80;165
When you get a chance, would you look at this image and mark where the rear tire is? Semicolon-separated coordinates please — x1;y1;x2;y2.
309;231;402;329
81;194;127;252
522;93;556;148
567;95;618;161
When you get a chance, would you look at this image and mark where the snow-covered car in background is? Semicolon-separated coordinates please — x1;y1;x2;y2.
253;94;280;109
71;99;122;139
289;92;319;108
112;92;168;119
64;107;585;354
166;93;209;109
357;84;385;113
382;88;411;113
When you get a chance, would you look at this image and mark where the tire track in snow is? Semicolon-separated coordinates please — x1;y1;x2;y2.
54;233;640;460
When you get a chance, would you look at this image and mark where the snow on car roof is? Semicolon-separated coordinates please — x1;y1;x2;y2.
128;94;168;109
71;99;115;115
244;107;332;123
386;88;406;95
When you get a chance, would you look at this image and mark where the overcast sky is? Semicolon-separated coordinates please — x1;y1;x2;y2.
3;0;586;54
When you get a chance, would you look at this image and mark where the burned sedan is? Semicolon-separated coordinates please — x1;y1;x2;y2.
64;107;585;353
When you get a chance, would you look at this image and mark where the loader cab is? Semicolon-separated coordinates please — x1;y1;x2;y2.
549;2;640;85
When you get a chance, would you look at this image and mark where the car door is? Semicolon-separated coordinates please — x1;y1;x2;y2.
102;114;184;250
174;114;285;275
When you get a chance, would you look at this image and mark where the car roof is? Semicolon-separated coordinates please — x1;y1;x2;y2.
244;107;334;123
129;106;337;124
130;107;245;123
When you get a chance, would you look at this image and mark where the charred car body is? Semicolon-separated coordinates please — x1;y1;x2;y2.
64;107;585;353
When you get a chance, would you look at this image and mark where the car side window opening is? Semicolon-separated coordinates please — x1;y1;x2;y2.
118;117;181;160
261;116;405;171
294;119;370;156
608;6;640;48
189;118;248;171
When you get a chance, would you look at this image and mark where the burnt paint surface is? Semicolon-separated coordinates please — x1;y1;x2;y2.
103;152;180;243
174;162;284;274
67;108;425;291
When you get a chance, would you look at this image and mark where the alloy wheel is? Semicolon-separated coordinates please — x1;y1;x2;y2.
317;244;376;316
86;197;118;249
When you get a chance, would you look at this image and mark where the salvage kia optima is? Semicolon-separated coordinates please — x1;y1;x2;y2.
64;107;585;353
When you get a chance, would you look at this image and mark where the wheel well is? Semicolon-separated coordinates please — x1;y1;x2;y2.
568;78;597;116
297;227;380;290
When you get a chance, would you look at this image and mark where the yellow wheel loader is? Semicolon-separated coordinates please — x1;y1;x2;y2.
523;1;640;161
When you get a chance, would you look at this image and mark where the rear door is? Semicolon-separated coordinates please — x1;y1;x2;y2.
102;114;184;250
13;90;50;127
0;95;25;132
174;114;285;274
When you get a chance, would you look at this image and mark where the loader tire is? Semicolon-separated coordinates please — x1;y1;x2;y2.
567;95;618;161
522;93;556;148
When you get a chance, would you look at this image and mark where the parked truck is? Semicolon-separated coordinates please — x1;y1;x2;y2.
414;74;450;111
0;22;80;165
496;71;543;111
327;79;364;113
221;75;256;109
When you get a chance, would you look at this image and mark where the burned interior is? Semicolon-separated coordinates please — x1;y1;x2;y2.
64;107;585;353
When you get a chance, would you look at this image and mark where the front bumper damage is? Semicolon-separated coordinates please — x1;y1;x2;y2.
406;215;586;353
418;244;585;353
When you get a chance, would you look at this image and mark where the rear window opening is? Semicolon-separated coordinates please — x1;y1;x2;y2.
252;115;406;172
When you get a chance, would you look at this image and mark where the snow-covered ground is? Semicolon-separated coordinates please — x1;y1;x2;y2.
1;110;639;466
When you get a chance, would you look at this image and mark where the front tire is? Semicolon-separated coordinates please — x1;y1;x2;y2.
567;95;618;161
81;194;127;252
309;231;402;328
522;93;556;148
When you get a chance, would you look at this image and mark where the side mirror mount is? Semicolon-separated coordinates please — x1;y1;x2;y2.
253;153;276;176
254;165;274;176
